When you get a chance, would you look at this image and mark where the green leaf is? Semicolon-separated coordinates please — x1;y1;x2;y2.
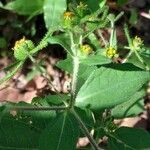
48;34;72;55
1;100;56;130
75;64;150;111
39;112;79;150
128;53;150;70
107;127;150;150
88;33;101;50
75;107;94;136
86;0;100;12
44;94;70;105
56;57;73;73
0;112;40;149
129;9;138;25
2;0;44;15
80;55;111;66
76;64;97;93
43;0;67;29
111;89;145;119
0;61;24;85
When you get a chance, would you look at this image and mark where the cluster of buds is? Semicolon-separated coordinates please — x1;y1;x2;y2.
105;47;118;58
132;36;143;51
63;2;89;28
13;37;34;60
76;2;88;17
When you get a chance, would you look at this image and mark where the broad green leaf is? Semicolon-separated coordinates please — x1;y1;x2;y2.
75;107;94;136
56;56;97;93
43;0;67;29
2;0;44;15
56;57;73;73
111;89;145;119
1;100;56;130
0;112;40;149
107;127;150;150
39;112;79;150
88;33;101;50
80;55;111;66
76;64;97;93
44;94;70;105
48;34;72;54
75;64;150;111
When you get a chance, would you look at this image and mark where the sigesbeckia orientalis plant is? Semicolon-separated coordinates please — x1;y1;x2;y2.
0;0;150;150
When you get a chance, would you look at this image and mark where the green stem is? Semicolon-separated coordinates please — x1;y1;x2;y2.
134;50;150;71
30;29;53;54
97;30;108;47
72;109;102;150
69;57;79;108
122;51;133;63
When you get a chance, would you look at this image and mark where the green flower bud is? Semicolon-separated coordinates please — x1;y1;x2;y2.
132;36;143;51
80;44;93;55
13;37;35;60
76;2;88;17
63;11;76;29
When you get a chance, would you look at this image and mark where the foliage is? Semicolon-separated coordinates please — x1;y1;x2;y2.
0;0;150;150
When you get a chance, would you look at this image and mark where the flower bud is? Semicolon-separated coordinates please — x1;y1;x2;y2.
132;36;143;50
13;37;35;60
76;2;88;17
63;11;75;28
80;44;93;55
105;47;118;58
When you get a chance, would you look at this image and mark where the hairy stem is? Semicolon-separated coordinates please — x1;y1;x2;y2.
72;109;102;150
31;29;53;54
69;57;80;108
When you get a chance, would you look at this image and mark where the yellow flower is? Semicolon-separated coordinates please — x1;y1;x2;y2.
63;11;75;20
106;47;117;58
13;37;34;60
132;36;143;49
13;37;26;50
80;44;93;55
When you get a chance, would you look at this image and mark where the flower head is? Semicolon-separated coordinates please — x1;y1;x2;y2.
80;44;93;55
13;37;26;50
132;36;143;50
105;47;118;58
63;11;75;20
13;37;34;60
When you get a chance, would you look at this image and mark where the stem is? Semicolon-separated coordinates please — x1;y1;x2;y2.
122;51;133;63
31;29;53;54
109;22;115;47
97;30;108;47
72;109;101;150
10;106;67;111
69;57;80;108
134;50;150;71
